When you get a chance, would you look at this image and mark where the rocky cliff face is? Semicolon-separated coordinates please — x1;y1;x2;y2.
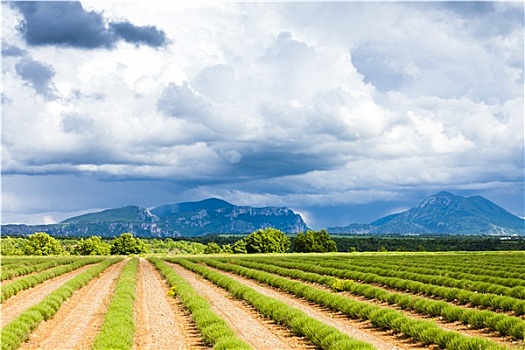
151;198;308;236
3;198;308;237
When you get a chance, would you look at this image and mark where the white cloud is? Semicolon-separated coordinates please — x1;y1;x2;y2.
2;2;523;224
43;215;56;225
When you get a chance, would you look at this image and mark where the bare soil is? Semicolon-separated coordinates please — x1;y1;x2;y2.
368;281;522;318
276;271;521;348
18;260;127;350
133;258;206;350
204;265;428;350
170;263;315;349
6;257;521;350
1;264;94;326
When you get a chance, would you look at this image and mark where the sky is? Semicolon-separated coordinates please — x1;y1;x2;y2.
1;1;524;230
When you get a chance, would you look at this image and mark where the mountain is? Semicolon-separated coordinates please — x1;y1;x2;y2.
149;198;306;236
2;198;308;237
328;192;524;235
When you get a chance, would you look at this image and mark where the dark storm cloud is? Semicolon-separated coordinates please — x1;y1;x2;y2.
15;58;57;99
109;21;168;47
2;44;26;57
230;149;336;178
11;2;112;48
10;1;168;49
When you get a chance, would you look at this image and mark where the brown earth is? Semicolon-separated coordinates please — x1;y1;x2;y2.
6;256;521;350
209;263;525;349
203;265;434;350
169;263;315;349
1;264;94;326
258;267;521;348
18;260;127;350
133;258;206;350
342;291;524;348
366;281;522;319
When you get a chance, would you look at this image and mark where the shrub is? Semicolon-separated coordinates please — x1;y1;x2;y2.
110;233;148;255
293;230;337;253
73;236;110;255
244;228;290;253
23;232;64;256
232;239;247;254
204;242;222;254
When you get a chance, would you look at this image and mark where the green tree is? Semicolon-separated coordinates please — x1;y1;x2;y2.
0;237;26;255
204;242;222;254
74;236;111;255
244;228;290;253
293;230;337;253
110;233;148;255
23;232;65;255
221;244;233;254
232;238;247;254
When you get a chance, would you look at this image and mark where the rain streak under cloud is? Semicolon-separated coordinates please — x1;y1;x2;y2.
1;1;524;229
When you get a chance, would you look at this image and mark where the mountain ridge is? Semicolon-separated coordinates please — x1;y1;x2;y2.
328;191;524;235
2;192;523;237
2;198;308;237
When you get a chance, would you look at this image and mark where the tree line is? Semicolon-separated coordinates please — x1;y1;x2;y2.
1;228;337;256
4;230;522;256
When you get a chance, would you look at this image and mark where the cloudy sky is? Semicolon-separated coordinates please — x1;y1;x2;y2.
2;1;524;229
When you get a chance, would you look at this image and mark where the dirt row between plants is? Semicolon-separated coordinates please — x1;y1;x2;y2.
18;260;127;350
6;257;518;350
242;265;520;347
366;281;522;319
1;264;95;326
134;258;206;350
211;264;525;349
228;261;523;347
339;291;522;348
203;265;435;350
169;262;315;349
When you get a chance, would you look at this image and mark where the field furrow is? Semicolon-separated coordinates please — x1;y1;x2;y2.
134;258;205;350
225;257;525;340
169;262;307;349
1;264;94;326
17;259;126;350
1;251;522;350
197;258;510;350
202;264;419;350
